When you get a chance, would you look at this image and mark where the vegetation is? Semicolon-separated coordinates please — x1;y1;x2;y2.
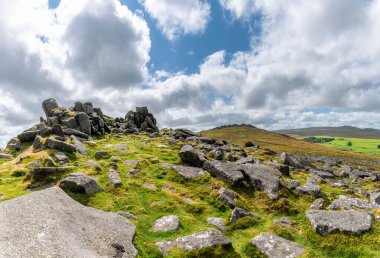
304;137;335;144
1;128;380;257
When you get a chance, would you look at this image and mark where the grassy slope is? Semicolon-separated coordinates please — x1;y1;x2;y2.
316;136;380;155
0;131;379;257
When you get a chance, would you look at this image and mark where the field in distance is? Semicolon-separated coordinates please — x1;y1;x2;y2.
310;136;380;155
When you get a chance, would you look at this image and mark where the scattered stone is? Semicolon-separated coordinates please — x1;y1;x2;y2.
117;212;138;220
230;207;260;223
126;169;141;177
86;160;101;171
370;191;380;205
316;156;339;166
235;156;256;165
207;217;226;232
18;130;40;142
334;165;352;177
280;152;302;168
279;177;300;190
310;169;335;179
310;198;324;210
251;232;306;258
203;160;244;186
124;160;139;168
306;210;373;235
186;136;216;145
45;138;76;153
59;172;103;195
241;164;282;200
108;169;122;187
114;144;127;151
0;187;137;257
153;215;179;232
349;170;374;178
143;182;157;191
156;229;231;255
172;165;205;180
218;187;238;209
273;217;295;228
6;137;21;151
54;152;69;164
179;144;206;167
328;195;377;210
296;177;321;197
71;135;87;155
210;148;224;160
95;151;109;159
332;180;348;188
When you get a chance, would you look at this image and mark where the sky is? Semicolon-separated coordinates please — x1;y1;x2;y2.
0;0;380;146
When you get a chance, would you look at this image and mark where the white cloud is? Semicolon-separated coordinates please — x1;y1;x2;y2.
139;0;211;40
219;0;256;19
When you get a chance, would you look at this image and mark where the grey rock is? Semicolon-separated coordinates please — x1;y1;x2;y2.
64;128;90;139
54;152;69;164
86;160;101;171
153;215;179;232
328;195;377;210
210;148;224;160
273;217;294;228
0;187;137;257
296;177;321;197
59;172;103;195
124;160;139;168
334;165;352;177
114;144;127;151
71;135;87;155
74;101;86;112
26;166;74;181
280;152;302;168
0;152;12;159
83;102;94;114
310;198;325;210
108;169;122;187
279;177;300;190
45;138;76;153
117;212;138;220
316;156;339;166
156;229;231;255
47;116;59;126
179;144;206;167
230;207;260;223
95;151;109;159
52;124;64;136
349;170;374;178
241;164;282;200
18;130;40;142
370;191;380;205
186;136;216;144
207;217;226;232
251;232;306;258
126;169;141;177
172;165;205;180
6;137;21;151
75;112;91;135
235;155;256;165
218;187;238;209
311;169;335;179
62;117;78;129
306;210;373;235
203;160;244;186
42;98;59;117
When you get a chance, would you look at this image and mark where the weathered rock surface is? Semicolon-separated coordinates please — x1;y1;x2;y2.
156;229;231;255
306;210;373;235
203;160;244;186
18;130;40;142
280;152;302;168
95;151;109;159
6;137;21;151
0;152;12;159
42;98;59;117
108;169;122;187
153;215;179;232
172;165;205;180
273;217;295;228
45;138;76;153
71;135;87;155
207;217;226;232
86;160;101;171
280;177;300;190
328;195;377;210
310;198;325;210
370;191;380;205
0;187;137;257
230;207;260;222
218;187;238;208
296;177;321;197
179;144;206;167
59;172;103;195
54;152;69;164
251;232;306;258
241;164;282;199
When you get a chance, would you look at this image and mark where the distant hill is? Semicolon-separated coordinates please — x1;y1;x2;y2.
275;126;380;139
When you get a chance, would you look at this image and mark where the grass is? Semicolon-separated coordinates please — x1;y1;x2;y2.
0;129;380;257
315;136;380;154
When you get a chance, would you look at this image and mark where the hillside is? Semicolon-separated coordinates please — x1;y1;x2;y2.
0;102;380;257
276;126;380;139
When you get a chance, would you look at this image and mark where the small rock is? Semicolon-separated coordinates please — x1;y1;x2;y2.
251;232;306;258
54;152;69;164
153;215;179;232
126;169;141;177
370;191;380;205
86;160;101;171
207;217;226;232
6;137;21;151
117;212;138;220
95;151;109;159
59;172;103;195
0;153;12;159
108;169;122;187
235;156;256;165
33;135;44;152
143;182;157;191
296;177;321;197
244;141;255;147
218;187;238;209
273;217;295;228
279;178;300;190
230;207;260;223
280;152;302;168
310;198;324;210
114;144;127;151
124;160;139;168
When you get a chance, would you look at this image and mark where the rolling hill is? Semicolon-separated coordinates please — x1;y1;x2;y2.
275;126;380;139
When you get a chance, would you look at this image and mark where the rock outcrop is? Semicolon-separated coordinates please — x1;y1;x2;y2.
59;172;103;195
0;187;137;257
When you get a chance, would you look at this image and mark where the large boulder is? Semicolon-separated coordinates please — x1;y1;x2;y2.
0;187;137;257
42;98;59;117
59;172;103;195
6;137;21;151
241;164;282;200
179;145;206;167
306;210;373;235
18;130;40;142
156;229;231;255
203;160;244;186
75;112;91;135
251;232;306;258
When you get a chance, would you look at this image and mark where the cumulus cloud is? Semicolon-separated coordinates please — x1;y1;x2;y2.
139;0;211;40
219;0;256;19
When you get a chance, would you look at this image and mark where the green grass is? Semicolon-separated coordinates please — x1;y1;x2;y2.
317;136;380;154
1;130;380;257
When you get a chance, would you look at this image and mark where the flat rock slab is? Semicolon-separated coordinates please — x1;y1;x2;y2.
328;195;377;210
241;164;282;200
203;160;244;186
172;165;205;180
179;144;206;167
306;210;373;235
156;229;231;254
0;187;137;257
251;232;306;258
59;172;103;195
153;215;179;232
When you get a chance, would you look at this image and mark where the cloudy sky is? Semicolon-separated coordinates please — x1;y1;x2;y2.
1;0;380;146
